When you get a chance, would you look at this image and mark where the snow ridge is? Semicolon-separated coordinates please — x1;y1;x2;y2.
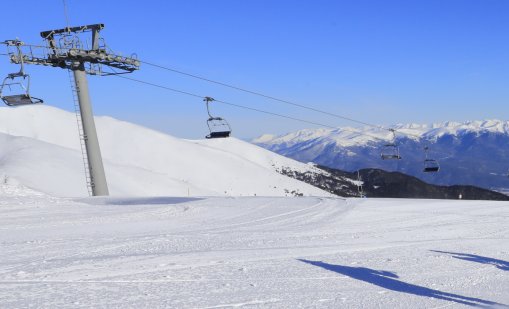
0;105;331;197
254;119;509;147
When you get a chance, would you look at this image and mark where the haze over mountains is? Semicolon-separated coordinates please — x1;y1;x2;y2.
253;120;509;193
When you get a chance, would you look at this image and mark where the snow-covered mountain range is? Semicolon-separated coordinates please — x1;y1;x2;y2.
0;105;337;197
253;120;509;192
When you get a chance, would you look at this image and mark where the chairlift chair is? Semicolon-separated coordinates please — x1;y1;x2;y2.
423;146;440;173
204;97;231;139
381;129;401;160
381;143;401;160
0;74;43;106
0;40;43;106
423;159;440;173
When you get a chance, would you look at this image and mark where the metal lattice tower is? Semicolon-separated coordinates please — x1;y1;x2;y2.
3;24;140;196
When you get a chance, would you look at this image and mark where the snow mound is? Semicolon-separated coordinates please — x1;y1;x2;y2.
0;105;329;197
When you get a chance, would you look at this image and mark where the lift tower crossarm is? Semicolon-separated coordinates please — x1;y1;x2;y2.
37;23;139;75
40;24;105;39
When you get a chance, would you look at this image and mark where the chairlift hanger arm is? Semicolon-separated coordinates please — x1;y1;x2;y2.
2;40;26;77
204;96;215;118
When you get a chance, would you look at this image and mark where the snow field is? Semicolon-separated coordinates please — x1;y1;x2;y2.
0;185;508;308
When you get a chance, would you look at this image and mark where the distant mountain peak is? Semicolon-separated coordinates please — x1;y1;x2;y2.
254;119;509;147
253;119;509;193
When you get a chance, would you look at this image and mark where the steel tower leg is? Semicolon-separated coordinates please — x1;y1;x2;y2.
73;68;109;196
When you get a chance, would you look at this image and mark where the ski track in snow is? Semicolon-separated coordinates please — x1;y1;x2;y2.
0;186;508;308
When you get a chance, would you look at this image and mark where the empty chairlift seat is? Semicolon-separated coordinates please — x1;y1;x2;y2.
2;93;43;106
0;75;43;106
206;125;231;139
203;97;232;139
423;159;440;173
422;146;440;173
381;143;402;160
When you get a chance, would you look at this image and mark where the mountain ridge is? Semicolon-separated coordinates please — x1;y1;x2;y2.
253;119;509;147
253;120;509;192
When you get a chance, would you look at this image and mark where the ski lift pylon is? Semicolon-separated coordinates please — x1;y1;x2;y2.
356;170;366;198
381;129;401;160
204;96;232;139
0;40;43;106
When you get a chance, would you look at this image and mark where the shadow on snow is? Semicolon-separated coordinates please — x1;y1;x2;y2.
431;250;509;271
298;259;505;308
76;196;203;206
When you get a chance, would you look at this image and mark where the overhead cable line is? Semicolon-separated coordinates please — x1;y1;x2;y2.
139;60;439;142
115;71;456;161
0;42;431;142
143;60;445;142
139;60;387;130
113;74;203;99
112;73;388;142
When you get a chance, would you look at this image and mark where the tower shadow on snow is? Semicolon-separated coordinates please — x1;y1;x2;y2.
431;250;509;271
298;259;505;307
76;196;203;206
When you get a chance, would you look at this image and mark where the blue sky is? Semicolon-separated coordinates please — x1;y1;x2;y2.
1;0;508;138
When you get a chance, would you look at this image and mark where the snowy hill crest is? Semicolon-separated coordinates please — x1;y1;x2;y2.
0;105;331;197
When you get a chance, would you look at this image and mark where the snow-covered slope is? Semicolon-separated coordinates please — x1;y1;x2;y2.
253;120;509;192
0;184;508;308
0;105;330;197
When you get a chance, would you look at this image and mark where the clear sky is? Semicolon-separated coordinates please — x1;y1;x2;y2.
1;0;508;139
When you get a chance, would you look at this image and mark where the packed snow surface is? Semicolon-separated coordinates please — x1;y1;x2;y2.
0;105;328;197
1;184;508;308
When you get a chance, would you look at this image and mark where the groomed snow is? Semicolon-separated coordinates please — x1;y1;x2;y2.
0;105;330;197
0;184;507;308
